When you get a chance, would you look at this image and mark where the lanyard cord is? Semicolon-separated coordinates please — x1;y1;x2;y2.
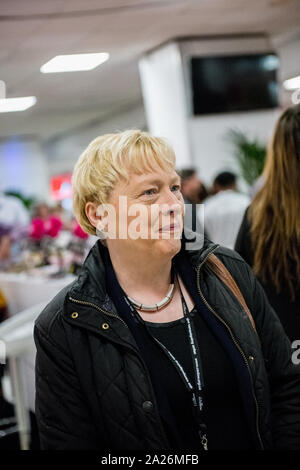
173;270;208;450
124;266;208;450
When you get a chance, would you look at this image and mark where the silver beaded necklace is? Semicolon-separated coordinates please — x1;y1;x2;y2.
126;264;175;312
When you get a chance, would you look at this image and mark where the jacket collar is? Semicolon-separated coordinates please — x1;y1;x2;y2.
68;228;218;309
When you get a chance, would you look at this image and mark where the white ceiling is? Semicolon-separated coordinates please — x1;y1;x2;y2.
0;0;300;141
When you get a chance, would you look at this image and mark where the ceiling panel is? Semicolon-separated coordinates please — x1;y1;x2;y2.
0;0;299;140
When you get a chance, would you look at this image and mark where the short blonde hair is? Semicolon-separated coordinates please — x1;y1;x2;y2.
72;129;176;235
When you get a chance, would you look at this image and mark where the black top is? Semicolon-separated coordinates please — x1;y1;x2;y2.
235;208;300;343
140;307;254;450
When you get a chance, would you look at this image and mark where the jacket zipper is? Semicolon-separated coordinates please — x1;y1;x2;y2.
196;246;264;450
69;296;129;328
68;295;172;449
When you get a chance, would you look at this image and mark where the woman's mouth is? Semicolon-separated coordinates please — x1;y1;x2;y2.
159;223;181;232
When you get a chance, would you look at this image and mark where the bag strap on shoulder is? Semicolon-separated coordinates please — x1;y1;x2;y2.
206;253;257;333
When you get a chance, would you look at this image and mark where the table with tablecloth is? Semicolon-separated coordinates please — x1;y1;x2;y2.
0;268;76;412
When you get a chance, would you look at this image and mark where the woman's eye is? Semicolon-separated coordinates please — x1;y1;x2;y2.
143;188;156;196
142;185;180;196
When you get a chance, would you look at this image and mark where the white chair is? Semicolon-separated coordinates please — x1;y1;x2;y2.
0;302;47;450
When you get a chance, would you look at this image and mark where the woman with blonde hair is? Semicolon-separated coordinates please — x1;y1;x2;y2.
235;104;300;343
34;130;300;451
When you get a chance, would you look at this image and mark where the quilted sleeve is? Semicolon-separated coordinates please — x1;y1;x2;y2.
34;321;99;449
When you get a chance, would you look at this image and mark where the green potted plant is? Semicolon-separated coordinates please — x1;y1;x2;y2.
226;129;267;186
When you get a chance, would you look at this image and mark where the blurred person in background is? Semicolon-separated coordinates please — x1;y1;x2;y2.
235;104;300;343
34;130;300;451
50;202;73;231
29;202;63;241
197;180;209;203
31;202;50;221
0;227;11;266
203;171;250;249
178;168;207;234
179;168;205;205
0;190;30;266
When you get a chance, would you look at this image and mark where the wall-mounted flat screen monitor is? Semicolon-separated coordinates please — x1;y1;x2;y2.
191;53;279;115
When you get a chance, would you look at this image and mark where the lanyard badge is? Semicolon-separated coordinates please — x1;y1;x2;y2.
125;269;208;451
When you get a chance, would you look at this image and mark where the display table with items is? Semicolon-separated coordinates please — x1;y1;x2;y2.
0;217;96;448
0;267;76;449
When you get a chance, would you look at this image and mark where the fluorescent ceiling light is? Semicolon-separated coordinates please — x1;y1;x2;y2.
0;96;37;113
283;75;300;91
40;53;109;73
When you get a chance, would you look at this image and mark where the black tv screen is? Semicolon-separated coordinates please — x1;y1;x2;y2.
191;53;279;115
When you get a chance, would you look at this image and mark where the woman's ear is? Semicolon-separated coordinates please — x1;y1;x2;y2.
85;201;115;240
85;202;103;232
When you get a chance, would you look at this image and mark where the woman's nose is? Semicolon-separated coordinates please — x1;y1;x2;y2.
160;192;183;217
162;188;181;205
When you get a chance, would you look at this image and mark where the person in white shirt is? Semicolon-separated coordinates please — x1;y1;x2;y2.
203;172;250;249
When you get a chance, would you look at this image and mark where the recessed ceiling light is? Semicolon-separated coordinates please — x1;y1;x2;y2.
0;96;37;113
283;75;300;91
40;53;109;73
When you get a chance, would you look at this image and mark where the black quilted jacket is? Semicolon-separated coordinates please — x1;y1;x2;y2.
34;236;300;450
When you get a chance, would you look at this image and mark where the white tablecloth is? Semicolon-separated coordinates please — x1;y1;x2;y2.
0;269;76;412
0;269;76;316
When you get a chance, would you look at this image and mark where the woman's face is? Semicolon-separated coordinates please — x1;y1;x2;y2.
100;167;185;258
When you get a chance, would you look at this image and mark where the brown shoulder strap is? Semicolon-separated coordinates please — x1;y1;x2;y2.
206;253;257;333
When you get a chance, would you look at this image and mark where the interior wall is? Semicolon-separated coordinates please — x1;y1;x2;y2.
45;104;147;178
0;137;50;200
